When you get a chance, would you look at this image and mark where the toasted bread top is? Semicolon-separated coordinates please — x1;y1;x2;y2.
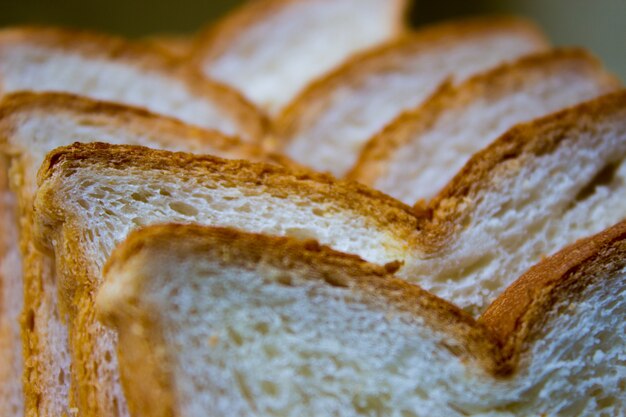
0;26;269;143
36;142;421;246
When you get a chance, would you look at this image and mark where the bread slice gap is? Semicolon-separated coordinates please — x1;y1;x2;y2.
191;0;410;115
0;92;278;417
0;26;267;143
348;48;621;204
32;93;626;413
96;221;626;417
275;15;549;176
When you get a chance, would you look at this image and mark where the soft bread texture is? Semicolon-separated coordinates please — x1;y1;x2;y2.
191;0;409;115
32;142;419;417
0;92;277;417
0;26;267;143
97;223;626;417
402;91;626;316
275;16;549;176
32;92;626;413
349;48;622;203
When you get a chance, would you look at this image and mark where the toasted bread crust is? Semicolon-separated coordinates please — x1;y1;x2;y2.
36;142;421;246
0;91;277;164
0;26;269;143
101;219;626;397
274;15;549;147
101;224;505;398
192;0;410;66
413;91;626;251
480;220;626;365
348;48;621;187
33;142;420;416
143;33;193;59
0;92;278;417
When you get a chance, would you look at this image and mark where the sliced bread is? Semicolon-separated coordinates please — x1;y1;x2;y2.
31;142;419;417
191;0;409;114
275;16;549;176
97;222;626;416
348;48;621;203
32;93;626;412
0;92;277;417
0;26;267;143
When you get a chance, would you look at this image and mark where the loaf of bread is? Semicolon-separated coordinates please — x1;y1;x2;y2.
30;90;626;413
0;2;624;416
97;221;626;416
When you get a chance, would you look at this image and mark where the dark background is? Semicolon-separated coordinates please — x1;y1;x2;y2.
1;0;624;81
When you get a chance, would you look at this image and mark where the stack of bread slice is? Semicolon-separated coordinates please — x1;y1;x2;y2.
0;1;624;416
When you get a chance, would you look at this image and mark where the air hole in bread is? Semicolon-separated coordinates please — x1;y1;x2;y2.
25;309;35;331
130;192;149;203
284;227;318;241
168;201;199;217
574;161;620;203
261;380;279;397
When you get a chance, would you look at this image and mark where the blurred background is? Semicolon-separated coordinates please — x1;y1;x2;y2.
1;0;624;81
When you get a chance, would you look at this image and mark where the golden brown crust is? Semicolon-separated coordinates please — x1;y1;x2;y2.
143;33;193;60
347;48;621;186
0;91;276;416
0;26;269;144
480;220;626;367
102;224;505;392
274;15;549;147
191;0;410;67
413;90;626;251
36;142;421;245
0;91;277;164
102;219;626;394
32;141;419;416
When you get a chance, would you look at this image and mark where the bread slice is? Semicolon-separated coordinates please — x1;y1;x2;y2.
405;91;626;317
0;92;278;417
96;222;626;416
191;0;410;114
348;48;621;203
32;91;626;412
0;26;267;143
31;142;418;417
275;16;549;176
